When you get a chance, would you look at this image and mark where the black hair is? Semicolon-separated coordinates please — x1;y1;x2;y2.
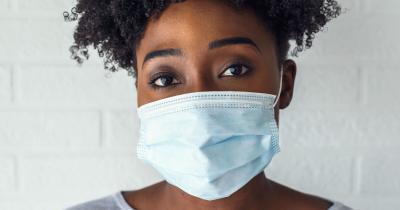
64;0;341;78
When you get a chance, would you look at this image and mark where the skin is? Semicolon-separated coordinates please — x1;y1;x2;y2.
125;0;333;209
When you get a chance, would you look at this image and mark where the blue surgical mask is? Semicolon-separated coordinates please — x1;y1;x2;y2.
136;70;283;200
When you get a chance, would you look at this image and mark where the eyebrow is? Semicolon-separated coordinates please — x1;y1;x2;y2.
142;36;261;67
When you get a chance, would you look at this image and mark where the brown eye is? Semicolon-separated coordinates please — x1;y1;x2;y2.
149;72;180;89
221;64;250;77
154;76;176;86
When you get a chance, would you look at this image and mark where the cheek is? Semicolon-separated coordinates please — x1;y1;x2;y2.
136;76;148;107
240;68;277;94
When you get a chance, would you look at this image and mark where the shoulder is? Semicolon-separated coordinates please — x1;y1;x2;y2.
328;201;354;210
64;192;122;210
65;182;165;210
268;180;351;210
121;181;166;210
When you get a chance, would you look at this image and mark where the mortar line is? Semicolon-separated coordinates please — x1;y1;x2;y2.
99;110;106;148
353;156;362;195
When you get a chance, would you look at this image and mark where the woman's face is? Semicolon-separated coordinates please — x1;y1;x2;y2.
135;0;296;116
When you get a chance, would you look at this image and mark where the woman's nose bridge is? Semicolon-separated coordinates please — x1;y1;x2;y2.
190;74;218;92
189;66;220;92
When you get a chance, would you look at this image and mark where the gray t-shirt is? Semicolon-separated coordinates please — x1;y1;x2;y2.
65;191;354;210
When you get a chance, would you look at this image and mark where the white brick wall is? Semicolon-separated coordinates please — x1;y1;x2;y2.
0;0;399;210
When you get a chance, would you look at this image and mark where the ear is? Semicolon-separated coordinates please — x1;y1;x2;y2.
135;77;138;89
278;59;297;109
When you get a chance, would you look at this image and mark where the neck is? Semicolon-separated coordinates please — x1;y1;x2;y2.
162;172;272;210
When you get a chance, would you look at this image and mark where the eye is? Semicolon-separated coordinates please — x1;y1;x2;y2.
148;72;180;89
220;63;251;77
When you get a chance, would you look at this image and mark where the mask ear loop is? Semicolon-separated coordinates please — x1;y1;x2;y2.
272;66;284;108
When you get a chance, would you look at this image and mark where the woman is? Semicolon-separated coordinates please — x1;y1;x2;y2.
64;0;351;209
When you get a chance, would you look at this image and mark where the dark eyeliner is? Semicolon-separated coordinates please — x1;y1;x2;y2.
219;59;253;77
148;71;178;89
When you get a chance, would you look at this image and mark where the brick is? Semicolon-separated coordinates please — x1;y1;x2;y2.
18;0;76;12
22;155;162;193
355;112;400;148
364;63;400;108
280;109;400;151
360;154;400;195
267;150;353;195
0;111;100;147
0;157;16;193
280;107;361;150
0;66;11;104
360;0;400;14
338;0;360;13
349;196;400;210
0;0;11;11
289;62;361;109
104;110;140;147
298;13;400;60
0;19;76;63
279;61;400;148
17;65;136;108
0;202;63;210
10;0;78;19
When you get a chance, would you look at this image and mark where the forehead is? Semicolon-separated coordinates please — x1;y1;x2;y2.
136;0;276;70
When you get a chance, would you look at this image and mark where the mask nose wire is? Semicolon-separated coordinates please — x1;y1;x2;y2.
272;66;284;108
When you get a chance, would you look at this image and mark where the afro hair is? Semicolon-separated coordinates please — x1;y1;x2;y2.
64;0;341;78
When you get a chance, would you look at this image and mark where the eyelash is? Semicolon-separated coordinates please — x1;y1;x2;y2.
148;71;180;90
148;61;253;90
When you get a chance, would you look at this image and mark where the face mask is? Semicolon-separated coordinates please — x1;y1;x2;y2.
136;69;283;201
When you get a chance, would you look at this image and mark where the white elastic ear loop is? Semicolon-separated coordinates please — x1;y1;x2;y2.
272;67;284;108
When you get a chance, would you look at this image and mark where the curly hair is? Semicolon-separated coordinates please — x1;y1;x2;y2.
64;0;341;78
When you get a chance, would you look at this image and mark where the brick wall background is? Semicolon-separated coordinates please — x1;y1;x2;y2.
0;0;399;209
